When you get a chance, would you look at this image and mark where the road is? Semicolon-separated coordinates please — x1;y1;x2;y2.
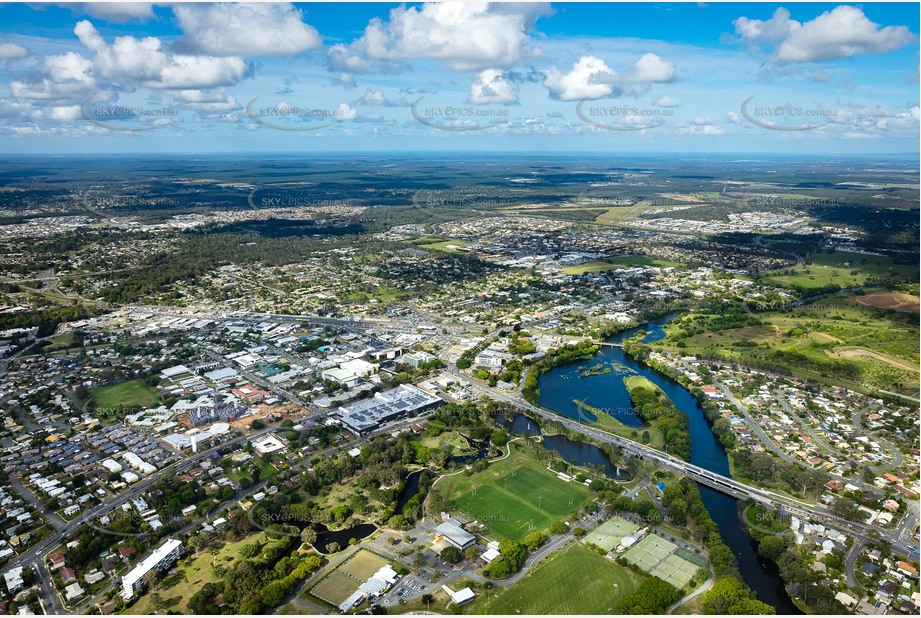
7;475;66;531
0;427;275;579
851;407;904;471
446;367;918;558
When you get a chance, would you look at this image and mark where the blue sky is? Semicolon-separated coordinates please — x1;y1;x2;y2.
0;2;917;154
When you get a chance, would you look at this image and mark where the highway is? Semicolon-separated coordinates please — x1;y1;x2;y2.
446;367;919;558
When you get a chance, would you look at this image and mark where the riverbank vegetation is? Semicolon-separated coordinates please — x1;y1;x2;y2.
623;376;691;461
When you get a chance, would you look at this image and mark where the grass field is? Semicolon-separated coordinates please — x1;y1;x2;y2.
581;516;640;552
439;448;590;541
466;544;640;614
90;379;159;411
562;256;683;274
309;550;388;606
763;250;917;291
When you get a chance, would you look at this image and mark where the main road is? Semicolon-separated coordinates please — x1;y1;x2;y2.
446;367;919;558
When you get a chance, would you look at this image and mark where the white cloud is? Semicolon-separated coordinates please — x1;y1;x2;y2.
543;55;619;101
78;3;155;23
174;3;322;56
630;53;676;83
174;89;240;112
776;6;914;63
654;95;680;107
335;102;357;120
731;6;914;63
10;51;95;101
354;2;551;70
470;69;518;104
50;105;82;121
0;41;28;60
731;7;800;45
74;20;248;89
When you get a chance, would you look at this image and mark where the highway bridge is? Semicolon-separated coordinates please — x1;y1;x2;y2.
447;368;916;553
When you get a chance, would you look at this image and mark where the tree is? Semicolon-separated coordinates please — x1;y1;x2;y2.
758;535;787;562
465;547;479;563
301;527;317;545
549;520;568;534
326;542;340;554
440;546;461;564
703;576;775;615
421;593;434;606
250;419;265;430
261;580;288;608
523;531;548;551
572;527;585;537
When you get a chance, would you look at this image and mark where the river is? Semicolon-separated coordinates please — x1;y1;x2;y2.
537;316;801;614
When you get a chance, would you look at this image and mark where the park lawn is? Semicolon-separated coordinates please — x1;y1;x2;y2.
572;398;664;451
439;447;590;541
467;544;641;614
417;431;473;454
125;533;270;614
762;250;917;291
90;379;159;410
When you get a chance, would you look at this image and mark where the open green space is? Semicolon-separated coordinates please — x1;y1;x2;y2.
90;379;159;411
660;296;919;394
562;256;682;275
417;239;474;253
466;544;640;614
439;448;590;541
763;250;916;291
308;550;389;607
572;398;664;451
417;431;474;454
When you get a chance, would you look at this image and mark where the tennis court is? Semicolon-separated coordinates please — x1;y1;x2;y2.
650;553;699;589
581;516;640;552
675;547;708;568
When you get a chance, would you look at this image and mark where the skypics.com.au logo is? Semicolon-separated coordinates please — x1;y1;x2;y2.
410;97;508;132
740;96;839;131
82;98;179;131
576;100;672;131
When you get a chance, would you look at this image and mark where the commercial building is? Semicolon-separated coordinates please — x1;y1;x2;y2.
336;384;442;435
434;517;476;550
121;538;183;599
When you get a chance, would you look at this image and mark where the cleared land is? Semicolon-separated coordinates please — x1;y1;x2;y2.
581;515;640;552
90;379;159;410
467;544;640;614
439;447;590;541
849;290;919;313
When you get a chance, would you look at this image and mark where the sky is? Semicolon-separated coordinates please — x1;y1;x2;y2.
0;1;918;154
